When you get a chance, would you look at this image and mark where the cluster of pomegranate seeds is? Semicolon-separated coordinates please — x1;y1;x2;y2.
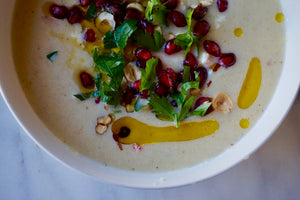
80;72;95;89
84;29;96;42
183;52;198;69
164;0;179;9
49;4;68;19
159;70;174;87
192;5;208;20
217;0;229;12
193;20;210;37
168;10;187;27
68;6;84;24
164;39;182;55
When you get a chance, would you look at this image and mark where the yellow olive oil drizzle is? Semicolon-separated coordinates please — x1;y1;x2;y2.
111;117;219;145
234;28;243;37
240;118;249;129
275;13;284;23
237;57;262;109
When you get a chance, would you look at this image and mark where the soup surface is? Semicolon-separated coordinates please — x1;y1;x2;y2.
12;0;285;171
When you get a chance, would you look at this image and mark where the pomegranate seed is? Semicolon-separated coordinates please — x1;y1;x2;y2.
197;67;208;88
194;96;214;115
192;5;208;20
217;0;228;12
164;39;182;55
136;59;146;68
122;89;136;105
203;40;222;57
107;3;125;25
155;82;168;96
207;80;212;87
159;70;174;87
166;68;177;82
49;4;68;19
131;80;141;92
80;72;95;89
193;20;210;37
94;0;107;9
84;29;96;42
135;48;152;61
218;53;236;67
140;90;149;99
125;9;142;20
95;97;101;104
80;0;91;7
155;58;163;75
183;52;198;69
168;10;187;27
138;20;154;35
176;70;183;82
164;0;178;9
68;6;84;24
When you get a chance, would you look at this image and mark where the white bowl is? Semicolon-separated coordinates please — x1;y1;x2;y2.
0;0;299;188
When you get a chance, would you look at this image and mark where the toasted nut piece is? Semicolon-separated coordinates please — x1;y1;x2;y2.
127;3;145;13
124;62;141;83
108;113;116;122
96;12;115;31
95;124;108;135
97;116;112;125
126;104;135;113
166;33;176;41
190;88;201;96
212;92;233;113
198;0;214;7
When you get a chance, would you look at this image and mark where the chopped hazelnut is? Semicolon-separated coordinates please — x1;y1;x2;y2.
95;124;108;135
97;116;112;125
124;62;141;83
212;92;233;113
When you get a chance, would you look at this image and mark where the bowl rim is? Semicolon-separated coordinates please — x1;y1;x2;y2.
0;0;299;188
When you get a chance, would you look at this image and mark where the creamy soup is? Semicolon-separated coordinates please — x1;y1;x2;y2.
12;0;285;171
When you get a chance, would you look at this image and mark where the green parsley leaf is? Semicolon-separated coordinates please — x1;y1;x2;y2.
85;2;97;21
134;96;148;112
181;80;199;100
140;57;158;91
114;19;137;48
193;35;202;57
93;49;125;89
155;113;174;122
101;82;123;106
190;101;212;117
46;51;58;62
186;8;194;33
152;5;169;25
94;72;102;90
178;96;195;121
103;31;118;49
182;65;190;83
73;90;102;101
172;93;183;109
148;93;176;118
146;0;161;21
114;110;122;114
153;30;166;50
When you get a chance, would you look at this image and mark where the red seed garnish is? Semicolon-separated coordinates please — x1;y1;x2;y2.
131;80;141;92
192;5;208;20
183;52;198;69
136;59;146;68
80;72;95;89
218;53;236;67
122;89;136;105
193;20;210;37
203;40;222;57
80;0;91;7
159;70;174;87
155;82;168;96
107;3;125;25
84;29;96;42
135;48;152;61
168;10;187;27
140;90;149;99
49;4;68;19
94;0;108;9
138;19;154;35
155;58;163;75
68;6;84;24
166;68;177;83
124;9;142;20
194;96;214;115
207;80;212;87
217;0;228;12
95;97;101;104
164;39;182;55
213;63;221;72
197;67;208;88
164;0;178;9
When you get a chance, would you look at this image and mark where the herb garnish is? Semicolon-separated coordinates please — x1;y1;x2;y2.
114;19;138;48
140;57;158;91
46;51;58;62
85;2;97;21
146;0;170;26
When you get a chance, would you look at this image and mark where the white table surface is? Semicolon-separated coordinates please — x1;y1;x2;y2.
0;92;299;200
